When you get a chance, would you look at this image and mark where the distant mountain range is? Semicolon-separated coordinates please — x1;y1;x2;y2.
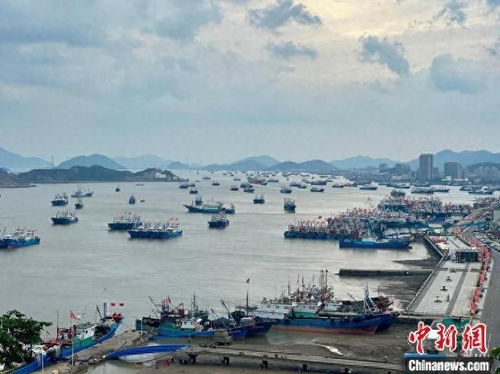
18;166;182;183
113;154;173;169
0;147;51;171
330;155;399;169
2;147;499;174
58;154;125;170
407;150;500;169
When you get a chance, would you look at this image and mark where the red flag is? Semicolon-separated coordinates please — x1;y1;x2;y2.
110;302;116;307
246;278;250;284
69;311;78;320
119;303;124;307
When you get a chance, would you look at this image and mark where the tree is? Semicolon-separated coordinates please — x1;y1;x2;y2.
489;347;500;374
0;310;51;369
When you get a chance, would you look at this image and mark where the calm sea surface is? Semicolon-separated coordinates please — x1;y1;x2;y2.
0;172;479;339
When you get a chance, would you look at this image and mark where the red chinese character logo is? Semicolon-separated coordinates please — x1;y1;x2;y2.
462;323;487;354
408;321;432;354
435;323;457;352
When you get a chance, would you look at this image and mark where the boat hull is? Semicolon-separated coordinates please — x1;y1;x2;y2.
60;321;121;358
51;200;68;206
51;217;78;225
339;238;410;249
4;237;40;248
128;230;183;239
268;313;395;335
108;222;138;231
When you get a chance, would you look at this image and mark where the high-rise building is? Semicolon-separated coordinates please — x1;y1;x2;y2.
418;154;434;182
444;162;464;179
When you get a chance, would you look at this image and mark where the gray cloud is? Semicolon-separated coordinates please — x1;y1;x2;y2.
359;36;410;77
0;1;105;47
248;0;321;30
435;0;467;26
153;0;222;41
429;54;486;94
266;41;317;59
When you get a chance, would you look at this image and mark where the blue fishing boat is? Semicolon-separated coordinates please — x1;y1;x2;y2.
280;186;292;194
108;213;142;231
283;198;296;212
253;194;265;204
13;303;122;374
254;282;397;335
74;198;84;210
128;219;182;239
208;213;229;229
310;187;324;192
339;237;411;249
51;211;78;225
359;184;377;191
129;195;136;204
51;193;68;206
2;229;40;248
184;201;235;214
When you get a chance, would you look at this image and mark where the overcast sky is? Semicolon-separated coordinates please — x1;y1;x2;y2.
0;0;499;163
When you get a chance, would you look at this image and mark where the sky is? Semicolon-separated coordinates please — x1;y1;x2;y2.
0;0;499;164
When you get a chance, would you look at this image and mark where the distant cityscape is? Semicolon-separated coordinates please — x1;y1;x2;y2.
1;146;500;184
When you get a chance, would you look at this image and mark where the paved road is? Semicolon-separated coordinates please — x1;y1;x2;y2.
480;250;500;352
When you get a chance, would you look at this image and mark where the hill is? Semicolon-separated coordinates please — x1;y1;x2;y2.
0;168;34;187
58;154;125;170
0;147;51;171
407;150;500;170
331;155;399;169
113;154;173;169
236;155;279;167
268;160;337;173
167;161;192;170
18;166;182;183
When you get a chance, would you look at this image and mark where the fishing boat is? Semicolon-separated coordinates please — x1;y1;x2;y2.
115;186;121;192
129;195;136;204
390;189;406;197
136;296;256;340
179;182;189;189
280;186;292;194
13;303;122;374
310;187;325;193
283;198;296;212
254;276;396;335
411;187;434;194
71;188;93;198
208;213;229;229
431;187;450;193
128;219;182;239
189;187;198;194
253;194;265;204
339;237;411;249
74;198;84;210
51;193;68;206
243;186;255;193
211;181;221;186
194;195;203;206
2;229;40;248
359;184;377;191
51;211;78;225
57;306;123;358
184;201;235;214
108;213;142;231
230;185;239;191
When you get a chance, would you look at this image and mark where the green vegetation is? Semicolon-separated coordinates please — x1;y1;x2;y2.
0;310;51;369
490;347;500;374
